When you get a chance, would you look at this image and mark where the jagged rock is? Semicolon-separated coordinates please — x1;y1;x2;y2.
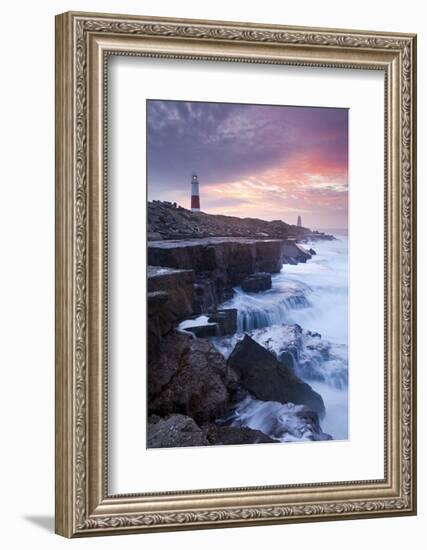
192;278;218;313
227;334;325;416
203;424;276;445
248;324;305;368
147;237;283;308
255;241;284;272
147;290;169;361
147;266;194;328
282;242;312;264
184;322;219;338
147;266;195;361
147;414;208;448
148;200;334;242
148;332;189;400
178;310;237;338
208;309;237;336
241;272;272;293
225;324;347;391
148;332;234;424
309;248;317;255
148;231;163;241
222;287;235;301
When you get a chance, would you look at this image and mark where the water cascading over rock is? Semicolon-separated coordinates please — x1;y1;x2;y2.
227;334;325;416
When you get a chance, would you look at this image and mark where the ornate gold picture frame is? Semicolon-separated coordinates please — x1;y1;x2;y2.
55;11;417;537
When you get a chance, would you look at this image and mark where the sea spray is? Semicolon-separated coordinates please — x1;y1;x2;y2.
228;395;332;442
213;237;349;441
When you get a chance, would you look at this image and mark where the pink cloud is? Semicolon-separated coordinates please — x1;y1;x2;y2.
202;151;348;229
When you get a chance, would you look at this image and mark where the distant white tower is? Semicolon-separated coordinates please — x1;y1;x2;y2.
297;215;302;227
191;173;200;211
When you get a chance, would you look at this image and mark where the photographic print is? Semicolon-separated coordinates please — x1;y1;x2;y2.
147;99;348;448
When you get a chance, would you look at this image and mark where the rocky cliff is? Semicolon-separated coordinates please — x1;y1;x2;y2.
147;266;194;362
148;237;283;310
146;202;334;448
148;200;334;242
228;334;325;416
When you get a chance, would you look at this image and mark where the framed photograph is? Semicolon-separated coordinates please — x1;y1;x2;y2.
55;11;417;537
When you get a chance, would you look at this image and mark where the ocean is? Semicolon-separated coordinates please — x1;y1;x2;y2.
213;236;349;442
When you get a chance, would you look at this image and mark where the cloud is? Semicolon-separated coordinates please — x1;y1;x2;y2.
147;100;348;228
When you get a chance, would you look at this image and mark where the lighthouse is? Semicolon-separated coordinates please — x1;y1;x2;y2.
190;173;201;212
297;215;302;227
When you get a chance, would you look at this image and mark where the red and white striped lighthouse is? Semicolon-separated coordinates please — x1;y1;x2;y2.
190;173;201;211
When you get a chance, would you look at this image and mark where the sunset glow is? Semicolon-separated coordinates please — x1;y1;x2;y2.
147;100;348;230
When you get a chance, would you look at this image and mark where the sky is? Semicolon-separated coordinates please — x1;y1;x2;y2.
147;100;348;230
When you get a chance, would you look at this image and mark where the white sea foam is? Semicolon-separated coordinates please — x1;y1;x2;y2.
213;237;349;441
178;315;214;330
229;395;328;443
277;238;349;345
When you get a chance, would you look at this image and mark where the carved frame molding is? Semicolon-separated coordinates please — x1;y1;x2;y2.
55;11;416;537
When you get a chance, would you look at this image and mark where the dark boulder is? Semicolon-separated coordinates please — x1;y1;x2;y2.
245;324;346;390
208;308;237;336
148;332;234;424
147;266;194;332
192;277;219;313
241;272;272;293
203;424;277;445
180;309;237;338
255;240;283;273
227;335;325;416
148;331;190;401
221;287;235;301
184;322;219;338
278;350;297;372
147;266;195;362
147;290;169;362
282;242;312;264
283;256;298;265
147;414;208;448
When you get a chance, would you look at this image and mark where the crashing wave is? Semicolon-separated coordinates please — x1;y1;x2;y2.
211;323;348;390
227;395;332;442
